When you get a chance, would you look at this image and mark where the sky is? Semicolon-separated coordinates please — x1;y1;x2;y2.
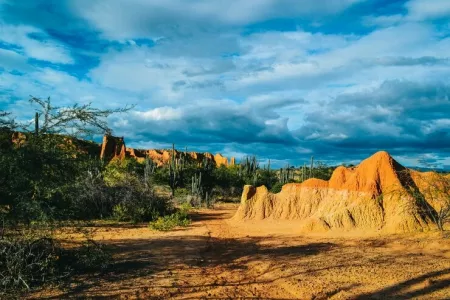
0;0;449;169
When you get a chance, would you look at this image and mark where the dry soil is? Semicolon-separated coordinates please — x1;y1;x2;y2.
31;203;450;299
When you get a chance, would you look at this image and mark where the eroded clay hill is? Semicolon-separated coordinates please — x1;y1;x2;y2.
233;151;449;233
100;134;234;167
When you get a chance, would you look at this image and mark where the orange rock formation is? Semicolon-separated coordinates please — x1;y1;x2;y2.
101;135;235;167
100;135;126;161
3;132;236;168
233;151;449;233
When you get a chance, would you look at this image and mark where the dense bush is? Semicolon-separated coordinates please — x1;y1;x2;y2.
0;232;111;296
111;184;167;223
0;134;93;223
0;236;60;293
68;161;171;223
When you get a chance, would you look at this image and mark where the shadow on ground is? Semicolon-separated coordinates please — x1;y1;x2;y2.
38;234;334;299
354;268;450;299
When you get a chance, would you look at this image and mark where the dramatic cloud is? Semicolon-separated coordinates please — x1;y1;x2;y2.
0;0;449;168
295;80;450;154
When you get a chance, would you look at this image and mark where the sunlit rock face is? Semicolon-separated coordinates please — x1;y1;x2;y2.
233;151;448;234
100;134;235;167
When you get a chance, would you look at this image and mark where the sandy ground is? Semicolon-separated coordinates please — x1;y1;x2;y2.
31;203;450;299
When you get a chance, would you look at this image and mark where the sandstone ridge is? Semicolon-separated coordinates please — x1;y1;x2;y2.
100;134;234;167
233;151;449;233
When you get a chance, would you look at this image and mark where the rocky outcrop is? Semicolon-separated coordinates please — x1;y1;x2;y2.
100;135;126;161
100;135;235;167
4;131;100;156
233;151;449;233
3;132;236;168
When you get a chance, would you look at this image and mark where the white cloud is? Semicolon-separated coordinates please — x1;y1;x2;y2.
231;22;448;92
406;0;450;20
88;44;238;104
71;0;364;40
0;24;73;64
134;107;182;121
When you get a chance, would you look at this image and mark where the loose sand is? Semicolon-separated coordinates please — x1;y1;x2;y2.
31;203;450;299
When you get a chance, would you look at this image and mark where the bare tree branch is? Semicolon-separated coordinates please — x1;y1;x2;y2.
0;111;16;130
21;96;134;137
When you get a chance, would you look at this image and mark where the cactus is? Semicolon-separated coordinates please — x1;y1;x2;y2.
144;157;156;185
191;172;203;196
201;156;214;172
191;172;212;207
310;156;314;179
280;164;292;185
252;172;258;186
169;143;183;197
240;156;259;180
34;112;39;136
205;191;210;207
238;156;259;186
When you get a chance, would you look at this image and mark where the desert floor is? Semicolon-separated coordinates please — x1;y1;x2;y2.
31;203;450;299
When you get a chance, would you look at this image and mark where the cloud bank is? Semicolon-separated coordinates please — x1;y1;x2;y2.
0;0;449;168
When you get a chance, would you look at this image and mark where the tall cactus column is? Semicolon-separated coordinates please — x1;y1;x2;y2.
169;143;181;197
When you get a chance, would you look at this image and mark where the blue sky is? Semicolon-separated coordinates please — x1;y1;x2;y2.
0;0;449;169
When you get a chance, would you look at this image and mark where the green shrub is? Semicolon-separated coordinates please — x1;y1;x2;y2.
270;182;284;193
149;205;191;231
67;165;171;222
178;202;192;216
149;213;191;231
110;184;169;223
174;188;190;198
112;203;131;222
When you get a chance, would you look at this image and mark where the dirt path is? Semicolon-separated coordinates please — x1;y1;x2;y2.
33;203;450;299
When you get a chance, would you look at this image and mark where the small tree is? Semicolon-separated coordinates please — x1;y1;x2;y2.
1;96;132;223
412;172;450;231
24;96;133;137
395;170;450;232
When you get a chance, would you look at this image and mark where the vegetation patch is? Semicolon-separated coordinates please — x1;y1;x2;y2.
0;231;111;297
149;204;192;231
